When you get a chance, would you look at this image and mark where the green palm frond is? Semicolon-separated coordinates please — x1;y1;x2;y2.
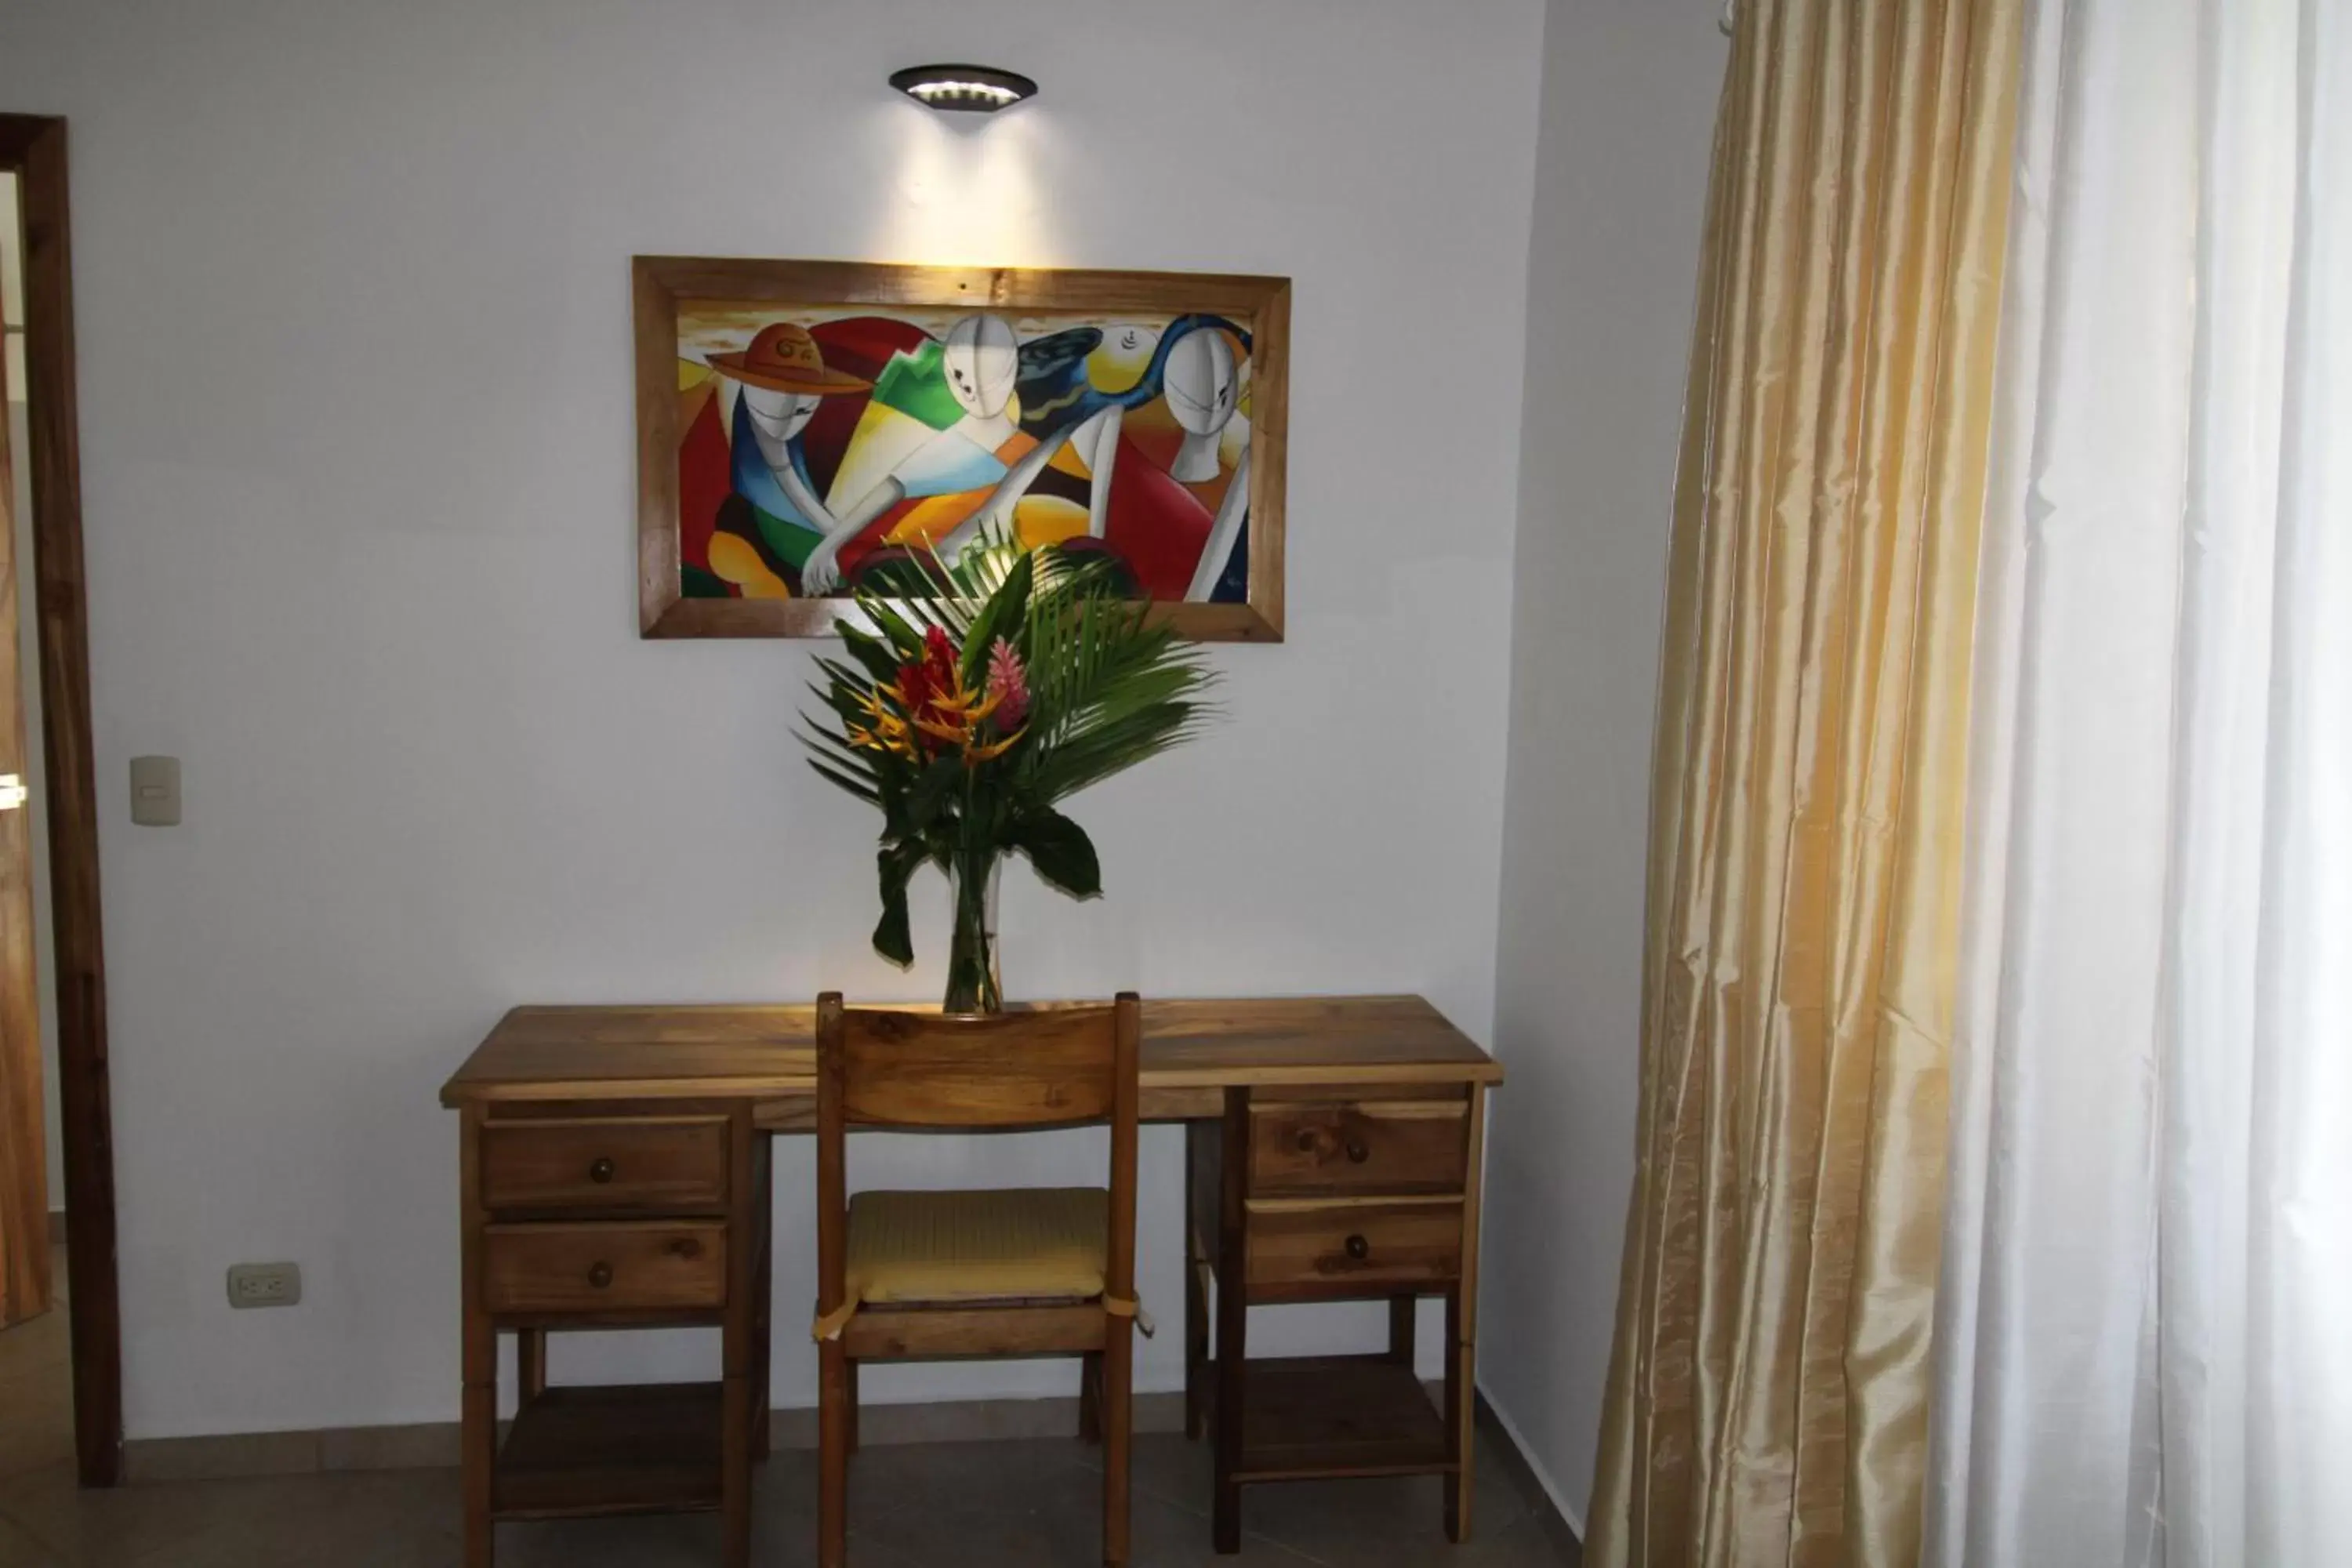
1014;586;1215;804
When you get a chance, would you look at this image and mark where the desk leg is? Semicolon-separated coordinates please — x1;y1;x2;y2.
458;1107;495;1568
516;1331;546;1404
1444;1084;1487;1544
754;1138;774;1461
1443;1289;1472;1543
721;1374;753;1566
1212;1091;1249;1555
462;1377;495;1567
1184;1122;1211;1443
1388;1297;1416;1367
720;1108;757;1568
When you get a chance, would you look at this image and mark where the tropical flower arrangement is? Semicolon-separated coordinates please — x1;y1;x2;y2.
800;540;1215;1012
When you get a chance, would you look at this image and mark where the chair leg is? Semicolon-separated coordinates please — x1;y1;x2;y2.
1079;1352;1103;1444
819;1341;851;1568
845;1359;860;1456
1102;1323;1134;1566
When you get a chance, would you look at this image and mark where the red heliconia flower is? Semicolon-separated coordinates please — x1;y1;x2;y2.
922;625;958;691
985;637;1030;731
886;626;974;758
895;657;935;716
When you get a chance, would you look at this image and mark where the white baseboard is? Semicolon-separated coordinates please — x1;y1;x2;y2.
1479;1383;1586;1548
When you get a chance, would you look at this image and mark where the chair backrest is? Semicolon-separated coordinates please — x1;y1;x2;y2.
814;994;1144;1316
818;1000;1138;1130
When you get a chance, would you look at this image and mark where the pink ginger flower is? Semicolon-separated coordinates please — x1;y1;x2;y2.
985;637;1030;731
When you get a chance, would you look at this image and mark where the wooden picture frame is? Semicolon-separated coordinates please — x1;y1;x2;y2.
634;258;1289;642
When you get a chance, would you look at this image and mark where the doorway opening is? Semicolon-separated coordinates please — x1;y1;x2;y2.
0;114;121;1490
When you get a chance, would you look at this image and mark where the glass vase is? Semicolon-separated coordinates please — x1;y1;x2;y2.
942;852;1004;1014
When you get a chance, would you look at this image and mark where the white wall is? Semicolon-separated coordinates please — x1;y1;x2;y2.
0;0;1544;1439
1484;0;1723;1531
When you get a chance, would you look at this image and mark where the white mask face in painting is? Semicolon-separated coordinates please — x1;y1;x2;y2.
1163;329;1239;483
1163;329;1238;437
942;314;1018;420
741;386;819;470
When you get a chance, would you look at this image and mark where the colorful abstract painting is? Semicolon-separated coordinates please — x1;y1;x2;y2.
637;261;1288;641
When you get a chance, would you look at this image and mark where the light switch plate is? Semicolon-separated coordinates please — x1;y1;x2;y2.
129;755;180;826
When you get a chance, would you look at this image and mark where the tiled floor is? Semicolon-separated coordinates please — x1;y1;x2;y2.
0;1250;1575;1565
0;1247;73;1487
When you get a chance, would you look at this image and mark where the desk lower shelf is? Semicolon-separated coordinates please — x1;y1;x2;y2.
493;1383;724;1519
1225;1355;1453;1483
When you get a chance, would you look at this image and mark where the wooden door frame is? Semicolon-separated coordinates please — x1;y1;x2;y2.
1;113;122;1489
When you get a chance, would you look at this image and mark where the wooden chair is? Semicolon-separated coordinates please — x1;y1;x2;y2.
813;993;1144;1568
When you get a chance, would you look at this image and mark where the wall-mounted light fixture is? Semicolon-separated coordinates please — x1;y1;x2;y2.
888;64;1038;114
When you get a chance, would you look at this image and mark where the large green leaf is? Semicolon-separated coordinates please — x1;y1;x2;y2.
907;753;964;834
872;839;928;966
1007;808;1102;899
835;624;904;684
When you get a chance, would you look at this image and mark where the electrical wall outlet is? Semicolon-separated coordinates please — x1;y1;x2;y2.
226;1262;302;1309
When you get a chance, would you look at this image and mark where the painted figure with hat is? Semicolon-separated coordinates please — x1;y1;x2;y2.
706;323;873;581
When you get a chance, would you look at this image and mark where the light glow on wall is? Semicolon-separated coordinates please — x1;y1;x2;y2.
873;106;1062;268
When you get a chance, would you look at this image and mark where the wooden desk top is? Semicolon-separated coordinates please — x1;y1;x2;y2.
441;995;1501;1110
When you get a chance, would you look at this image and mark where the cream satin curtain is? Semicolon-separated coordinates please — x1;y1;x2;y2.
1926;3;2352;1563
1585;2;2020;1564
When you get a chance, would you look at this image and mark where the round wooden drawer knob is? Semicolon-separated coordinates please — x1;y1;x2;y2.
1295;1130;1317;1153
587;1261;615;1289
1344;1234;1370;1261
589;1157;616;1184
1345;1139;1370;1163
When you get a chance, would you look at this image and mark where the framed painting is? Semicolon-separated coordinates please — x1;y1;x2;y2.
634;257;1290;641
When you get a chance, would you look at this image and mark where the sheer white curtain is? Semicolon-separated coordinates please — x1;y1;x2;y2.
1926;2;2352;1565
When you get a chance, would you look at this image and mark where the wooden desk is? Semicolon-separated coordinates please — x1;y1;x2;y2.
442;996;1501;1565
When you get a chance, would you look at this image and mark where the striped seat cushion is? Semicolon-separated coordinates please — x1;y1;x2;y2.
845;1187;1109;1308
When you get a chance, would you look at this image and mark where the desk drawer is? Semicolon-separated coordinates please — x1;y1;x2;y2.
483;1221;728;1316
480;1118;728;1213
1248;1099;1468;1196
1244;1199;1462;1294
